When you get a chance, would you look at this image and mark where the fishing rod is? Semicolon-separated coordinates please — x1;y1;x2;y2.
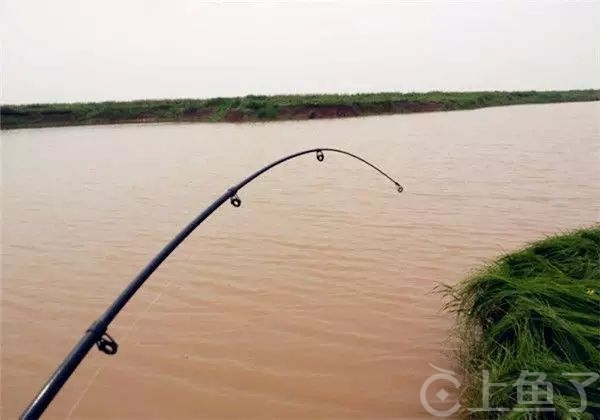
21;147;403;419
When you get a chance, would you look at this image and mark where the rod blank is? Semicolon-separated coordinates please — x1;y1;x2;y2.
21;148;402;419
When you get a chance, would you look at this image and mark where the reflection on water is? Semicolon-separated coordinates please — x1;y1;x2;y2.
2;102;599;418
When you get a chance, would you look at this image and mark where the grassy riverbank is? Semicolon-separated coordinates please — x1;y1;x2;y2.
441;227;600;418
2;90;599;130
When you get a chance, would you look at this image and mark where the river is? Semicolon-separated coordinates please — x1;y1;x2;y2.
2;102;598;418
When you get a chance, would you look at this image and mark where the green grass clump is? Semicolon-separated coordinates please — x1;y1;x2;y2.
209;100;234;122
255;103;279;119
440;227;600;419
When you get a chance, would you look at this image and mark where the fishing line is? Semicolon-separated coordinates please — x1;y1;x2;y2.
22;148;403;419
66;275;177;419
67;213;201;417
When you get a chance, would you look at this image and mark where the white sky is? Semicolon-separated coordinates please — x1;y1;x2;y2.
1;0;599;104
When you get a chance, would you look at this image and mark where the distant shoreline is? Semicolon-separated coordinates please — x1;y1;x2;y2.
2;90;599;130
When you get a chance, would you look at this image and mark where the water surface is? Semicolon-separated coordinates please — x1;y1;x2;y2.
2;102;599;418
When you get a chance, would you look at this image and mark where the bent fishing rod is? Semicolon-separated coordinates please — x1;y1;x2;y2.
21;147;403;419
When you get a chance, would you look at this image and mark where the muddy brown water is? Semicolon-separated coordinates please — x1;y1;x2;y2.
2;102;599;418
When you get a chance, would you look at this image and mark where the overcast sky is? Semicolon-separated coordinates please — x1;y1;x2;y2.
1;0;598;104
